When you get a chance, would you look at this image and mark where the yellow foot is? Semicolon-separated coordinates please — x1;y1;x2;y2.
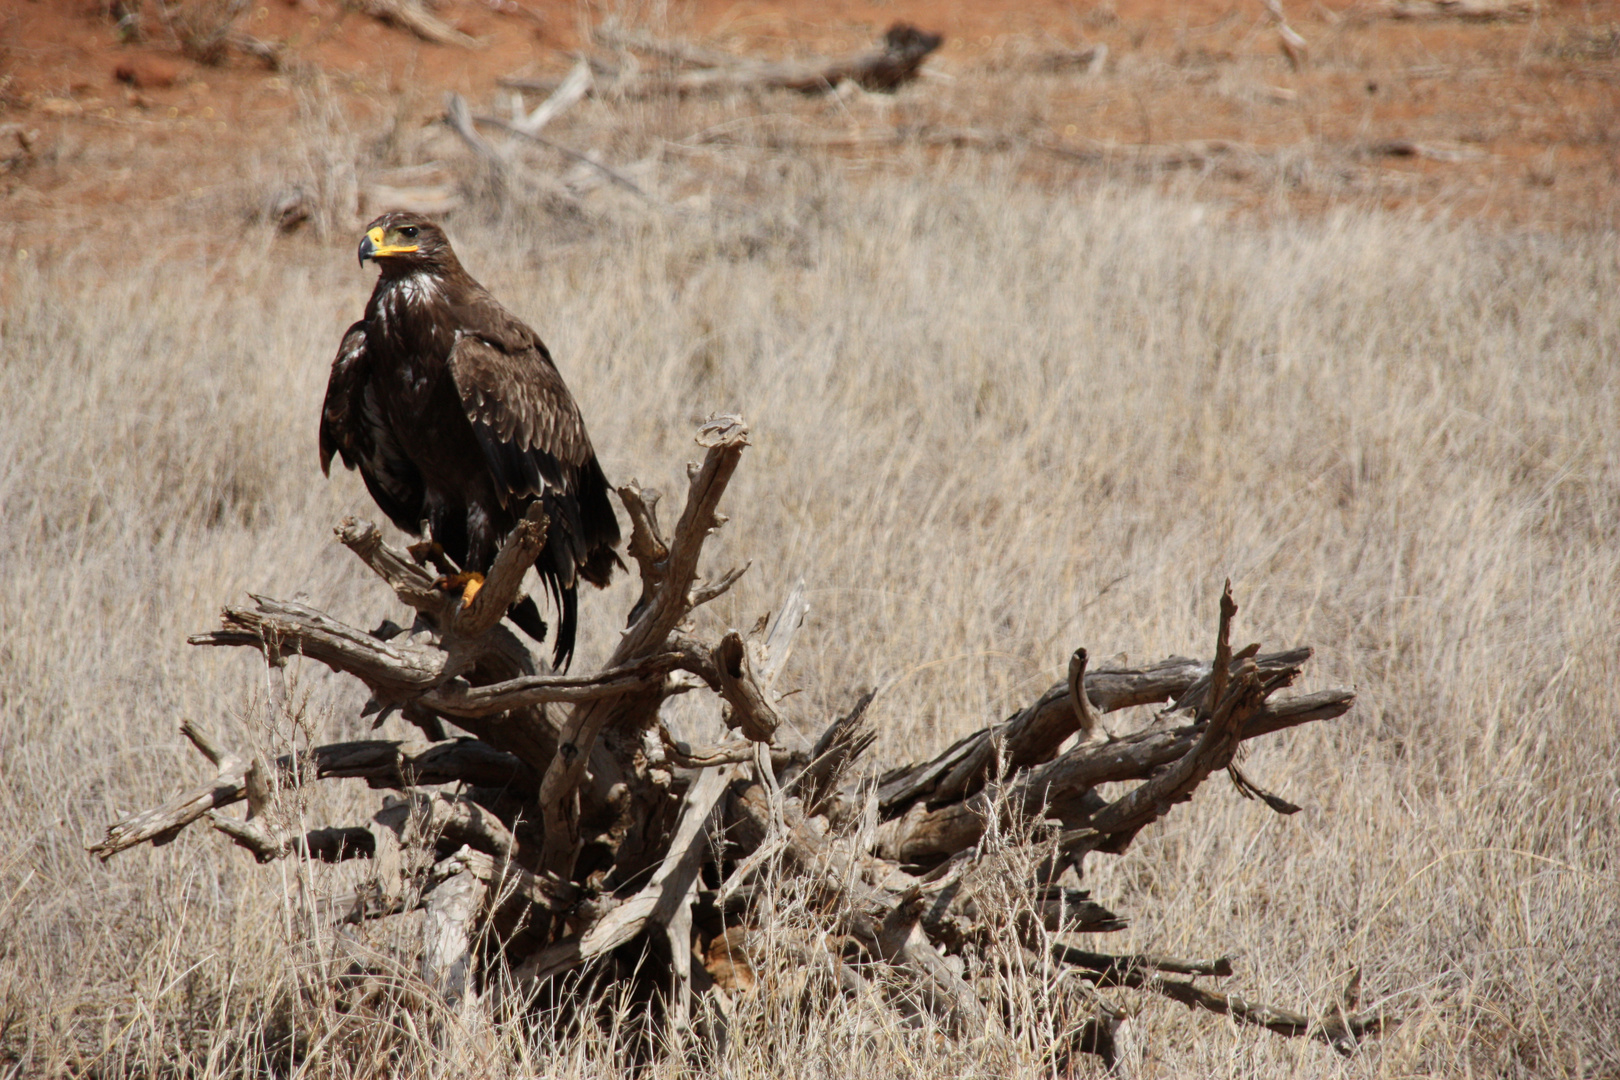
433;570;485;606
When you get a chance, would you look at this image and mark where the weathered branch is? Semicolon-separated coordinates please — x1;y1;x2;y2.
510;58;591;137
659;727;759;768
455;848;580;913
91;754;250;859
610;23;944;96
422;865;487;1005
375;791;520;863
537;415;750;880
472;113;662;205
358;0;481;47
876;645;1316;814
1077;589;1260;851
189;595;447;699
91;731;546;861
180;718;234;768
336;518;446;616
1054;946;1234;980
516;765;733;985
618;483;669;622
1054;943;1396;1054
929;647;1099;808
714;631;781;743
422;654;686;715
206;813;376;864
789;691;876;816
873;687;1350;866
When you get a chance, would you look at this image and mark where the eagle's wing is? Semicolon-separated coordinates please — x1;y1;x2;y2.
319;321;426;534
445;330;595;507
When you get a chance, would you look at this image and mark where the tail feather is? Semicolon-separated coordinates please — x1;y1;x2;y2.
553;584;578;672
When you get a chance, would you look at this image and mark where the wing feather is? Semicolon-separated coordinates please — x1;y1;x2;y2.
445;302;622;671
446;332;593;507
319;321;426;534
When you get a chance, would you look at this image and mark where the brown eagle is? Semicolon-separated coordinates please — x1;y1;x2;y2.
319;212;620;669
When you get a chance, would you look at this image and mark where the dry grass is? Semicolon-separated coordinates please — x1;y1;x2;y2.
1;144;1617;1077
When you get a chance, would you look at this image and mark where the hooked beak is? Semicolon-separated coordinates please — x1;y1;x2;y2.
358;225;418;267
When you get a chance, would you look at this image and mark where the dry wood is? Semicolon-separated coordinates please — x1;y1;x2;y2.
873;686;1349;866
422;867;487;1005
790;690;876;815
1262;0;1311;70
470;112;662;205
593;26;740;70
1384;0;1533;18
90;415;1386;1066
536;415;750;881
510;59;591;136
92;733;540;862
454;848;579;913
514;765;732;985
374;790;520;862
421;654;686;715
600;23;944;97
713;631;781;743
357;0;481;47
1054;942;1396;1054
206;813;376;864
876;645;1319;814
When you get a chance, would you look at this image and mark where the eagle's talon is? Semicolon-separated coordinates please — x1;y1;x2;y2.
433;571;485;606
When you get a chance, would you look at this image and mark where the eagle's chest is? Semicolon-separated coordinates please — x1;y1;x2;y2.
369;275;458;409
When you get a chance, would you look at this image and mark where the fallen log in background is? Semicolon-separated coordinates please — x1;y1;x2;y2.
91;414;1393;1064
593;22;944;97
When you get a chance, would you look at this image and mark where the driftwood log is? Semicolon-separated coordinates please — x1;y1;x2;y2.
92;415;1393;1065
555;23;945;98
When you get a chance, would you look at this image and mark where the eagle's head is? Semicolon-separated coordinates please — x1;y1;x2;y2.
358;212;455;276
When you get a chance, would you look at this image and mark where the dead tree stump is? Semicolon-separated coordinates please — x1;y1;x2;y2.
91;415;1395;1064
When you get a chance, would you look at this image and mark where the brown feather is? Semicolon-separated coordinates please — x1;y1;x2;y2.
319;212;621;669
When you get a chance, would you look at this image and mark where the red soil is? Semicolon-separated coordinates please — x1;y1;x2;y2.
1;0;1616;244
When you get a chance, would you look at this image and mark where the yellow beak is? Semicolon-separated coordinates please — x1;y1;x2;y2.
358;226;419;265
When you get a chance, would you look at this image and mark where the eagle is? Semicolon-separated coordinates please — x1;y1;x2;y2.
319;212;621;670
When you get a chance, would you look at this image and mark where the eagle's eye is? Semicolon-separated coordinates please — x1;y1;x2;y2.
400;226;419;239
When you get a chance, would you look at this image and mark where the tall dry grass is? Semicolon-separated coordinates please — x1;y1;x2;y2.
1;158;1616;1077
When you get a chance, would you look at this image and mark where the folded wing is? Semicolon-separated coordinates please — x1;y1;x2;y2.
448;330;621;669
319;322;425;535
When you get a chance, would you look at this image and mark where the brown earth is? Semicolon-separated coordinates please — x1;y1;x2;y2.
0;0;1616;251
